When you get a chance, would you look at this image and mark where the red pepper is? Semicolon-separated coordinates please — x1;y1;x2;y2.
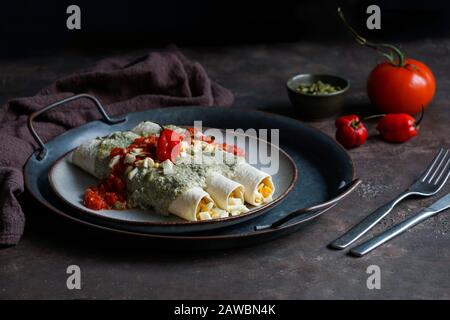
156;129;182;162
129;136;158;149
201;135;215;144
220;143;245;156
335;115;368;149
187;127;198;137
187;127;214;143
376;113;420;143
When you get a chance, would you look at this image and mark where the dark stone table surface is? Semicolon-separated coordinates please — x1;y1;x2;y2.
0;40;449;299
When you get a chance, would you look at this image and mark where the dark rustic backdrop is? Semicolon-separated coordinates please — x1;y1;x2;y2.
1;0;449;55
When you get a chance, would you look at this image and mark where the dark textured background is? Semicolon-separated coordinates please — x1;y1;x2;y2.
0;0;450;299
1;0;450;55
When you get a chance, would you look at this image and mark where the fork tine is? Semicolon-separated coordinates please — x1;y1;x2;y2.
428;149;449;183
421;148;444;181
434;156;450;185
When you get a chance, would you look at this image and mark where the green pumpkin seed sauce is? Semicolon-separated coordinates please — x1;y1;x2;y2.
94;131;141;178
128;149;242;214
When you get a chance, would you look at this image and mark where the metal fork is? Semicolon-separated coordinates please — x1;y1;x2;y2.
329;147;450;250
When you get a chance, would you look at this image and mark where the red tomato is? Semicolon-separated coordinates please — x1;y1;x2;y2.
113;176;125;191
221;143;245;156
84;188;108;210
130;136;158;149
156;129;182;162
104;192;119;207
110;147;126;158
187;127;198;136
187;127;213;143
367;59;435;115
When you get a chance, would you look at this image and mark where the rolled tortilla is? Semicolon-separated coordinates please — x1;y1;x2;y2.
71;131;139;179
132;121;162;136
206;173;248;216
71;138;102;179
168;187;220;221
233;163;275;206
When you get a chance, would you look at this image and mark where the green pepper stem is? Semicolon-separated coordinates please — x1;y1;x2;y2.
337;7;406;67
362;114;386;121
353;114;385;127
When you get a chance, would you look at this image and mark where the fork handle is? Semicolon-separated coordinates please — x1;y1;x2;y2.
350;208;436;257
329;192;411;249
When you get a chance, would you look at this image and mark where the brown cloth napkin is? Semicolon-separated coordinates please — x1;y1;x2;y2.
0;47;234;245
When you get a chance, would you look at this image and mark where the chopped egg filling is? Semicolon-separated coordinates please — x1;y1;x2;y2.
203;143;217;153
211;208;229;219
196;197;217;221
124;166;133;175
180;141;190;152
124;153;136;164
192;141;203;154
136;157;155;168
255;177;274;204
130;148;143;155
127;167;139;180
161;159;174;175
109;155;121;169
198;212;212;220
226;188;248;216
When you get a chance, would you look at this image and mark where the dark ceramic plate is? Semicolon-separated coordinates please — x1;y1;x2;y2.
24;94;358;249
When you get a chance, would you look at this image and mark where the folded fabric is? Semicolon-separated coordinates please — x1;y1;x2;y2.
0;47;234;245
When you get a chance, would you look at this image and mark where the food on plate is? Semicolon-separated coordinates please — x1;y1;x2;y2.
338;8;435;115
131;121;162;136
296;80;342;95
168;187;219;221
205;173;247;216
335;115;368;149
233;163;274;206
71;122;275;221
72;131;140;179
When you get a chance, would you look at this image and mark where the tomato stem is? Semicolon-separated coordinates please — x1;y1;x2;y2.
337;7;406;67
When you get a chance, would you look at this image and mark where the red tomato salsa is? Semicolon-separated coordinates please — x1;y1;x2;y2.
84;174;127;210
84;135;159;210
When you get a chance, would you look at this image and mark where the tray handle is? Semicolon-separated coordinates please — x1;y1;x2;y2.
27;93;126;160
254;178;361;231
